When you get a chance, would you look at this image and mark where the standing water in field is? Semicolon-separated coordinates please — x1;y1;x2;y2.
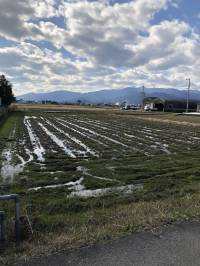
1;127;23;182
1;149;25;182
1;124;34;182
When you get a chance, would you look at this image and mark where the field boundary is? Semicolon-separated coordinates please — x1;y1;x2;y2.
127;115;200;127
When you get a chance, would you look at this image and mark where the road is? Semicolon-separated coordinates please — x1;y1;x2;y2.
16;219;200;266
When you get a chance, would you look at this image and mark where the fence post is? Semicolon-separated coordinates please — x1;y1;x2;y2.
14;196;20;244
0;211;5;242
0;194;20;244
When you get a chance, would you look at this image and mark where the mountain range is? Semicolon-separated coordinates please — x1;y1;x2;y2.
16;87;200;105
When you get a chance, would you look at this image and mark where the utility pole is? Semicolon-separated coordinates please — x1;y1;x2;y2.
186;78;191;113
141;85;145;110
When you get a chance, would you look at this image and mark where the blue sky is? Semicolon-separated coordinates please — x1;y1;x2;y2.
0;0;200;95
154;1;200;29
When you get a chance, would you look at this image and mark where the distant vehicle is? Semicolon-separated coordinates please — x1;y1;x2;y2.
144;105;150;111
144;104;158;111
121;105;130;110
131;106;141;110
121;105;140;110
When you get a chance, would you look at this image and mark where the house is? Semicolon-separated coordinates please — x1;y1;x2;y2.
144;97;199;112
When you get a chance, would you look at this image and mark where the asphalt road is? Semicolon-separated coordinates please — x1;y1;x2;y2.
16;220;200;266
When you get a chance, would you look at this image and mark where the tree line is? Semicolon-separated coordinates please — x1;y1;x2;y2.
0;75;15;106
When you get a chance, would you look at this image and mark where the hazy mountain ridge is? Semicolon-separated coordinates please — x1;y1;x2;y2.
17;87;200;104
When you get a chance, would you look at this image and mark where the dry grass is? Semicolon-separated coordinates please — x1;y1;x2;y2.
3;193;200;265
132;115;200;127
14;103;119;112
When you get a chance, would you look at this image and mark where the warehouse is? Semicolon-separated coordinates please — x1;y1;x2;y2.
144;97;199;112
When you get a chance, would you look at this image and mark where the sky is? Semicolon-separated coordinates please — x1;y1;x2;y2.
0;0;200;96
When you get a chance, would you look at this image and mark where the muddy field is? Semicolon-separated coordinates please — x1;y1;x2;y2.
1;111;200;196
2;109;200;257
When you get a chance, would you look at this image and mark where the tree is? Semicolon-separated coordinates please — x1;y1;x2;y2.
0;75;15;106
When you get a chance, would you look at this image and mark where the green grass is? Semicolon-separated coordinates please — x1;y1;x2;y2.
0;113;21;139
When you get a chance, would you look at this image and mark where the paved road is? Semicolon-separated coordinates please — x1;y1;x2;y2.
17;220;200;266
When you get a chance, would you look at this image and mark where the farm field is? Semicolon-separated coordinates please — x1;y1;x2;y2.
2;109;200;263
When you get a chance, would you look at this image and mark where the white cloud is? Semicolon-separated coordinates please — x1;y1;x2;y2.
131;20;191;67
0;0;59;41
0;0;200;95
32;0;58;18
58;0;171;66
0;0;33;40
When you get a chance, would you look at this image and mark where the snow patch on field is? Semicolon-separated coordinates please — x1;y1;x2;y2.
38;122;76;158
190;136;200;140
25;147;34;162
1;148;32;182
60;120;129;148
77;119;109;131
155;142;171;154
69;184;143;198
1;126;33;181
1;149;21;181
28;177;84;191
24;116;45;162
124;133;137;138
76;165;115;182
44;119;97;157
57;119;107;147
124;132;171;154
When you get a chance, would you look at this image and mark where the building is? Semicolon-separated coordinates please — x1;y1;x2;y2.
143;97;164;111
196;104;200;113
144;97;199;112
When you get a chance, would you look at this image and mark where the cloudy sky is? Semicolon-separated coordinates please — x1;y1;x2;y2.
0;0;200;96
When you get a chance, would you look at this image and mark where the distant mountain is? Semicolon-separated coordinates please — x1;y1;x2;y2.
17;90;82;103
16;87;200;105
